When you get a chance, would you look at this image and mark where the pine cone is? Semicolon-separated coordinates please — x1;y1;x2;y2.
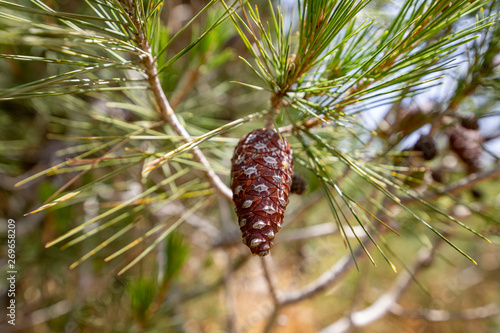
431;169;446;183
230;129;293;256
448;125;482;174
460;115;479;130
412;135;437;161
291;173;308;195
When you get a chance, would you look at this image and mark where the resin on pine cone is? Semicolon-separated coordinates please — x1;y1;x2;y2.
230;128;293;256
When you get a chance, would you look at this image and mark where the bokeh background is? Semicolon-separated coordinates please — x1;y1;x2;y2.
1;1;500;332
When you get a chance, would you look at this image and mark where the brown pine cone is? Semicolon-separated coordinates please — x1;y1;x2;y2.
230;129;293;256
448;125;483;174
291;173;308;195
412;135;437;161
460;115;479;130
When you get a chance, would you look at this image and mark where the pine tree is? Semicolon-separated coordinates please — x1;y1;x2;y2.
1;0;499;331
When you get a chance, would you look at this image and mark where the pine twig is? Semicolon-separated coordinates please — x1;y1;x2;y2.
279;234;367;305
121;0;233;200
260;256;282;333
261;256;279;305
261;307;280;333
400;165;500;204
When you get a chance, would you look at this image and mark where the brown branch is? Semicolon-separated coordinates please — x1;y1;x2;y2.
278;114;330;134
122;1;233;200
279;235;367;306
261;307;281;333
267;94;283;130
400;165;500;204
318;243;440;333
261;256;279;305
260;255;282;333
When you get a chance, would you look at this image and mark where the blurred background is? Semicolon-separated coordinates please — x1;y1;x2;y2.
1;0;499;332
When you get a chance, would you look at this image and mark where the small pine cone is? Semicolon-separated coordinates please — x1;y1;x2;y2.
412;135;437;161
448;125;482;174
431;169;446;183
230;128;293;256
291;173;308;195
460;115;479;130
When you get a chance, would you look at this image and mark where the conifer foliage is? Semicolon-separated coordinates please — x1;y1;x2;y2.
1;0;499;331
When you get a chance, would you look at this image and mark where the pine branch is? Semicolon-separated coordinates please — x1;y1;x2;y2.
260;256;280;305
279;231;368;306
401;165;500;204
318;241;441;333
119;0;233;200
